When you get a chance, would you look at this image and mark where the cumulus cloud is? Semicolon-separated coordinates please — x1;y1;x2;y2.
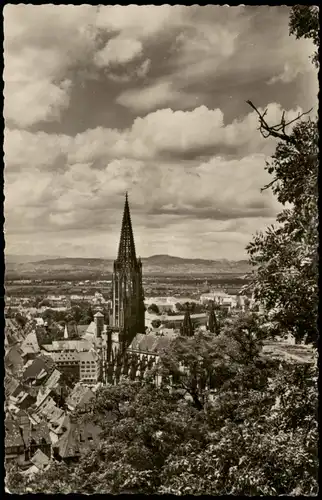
124;103;303;159
3;5;318;259
95;5;185;39
5;129;281;247
4;101;303;177
116;82;198;113
94;37;143;67
4;4;97;128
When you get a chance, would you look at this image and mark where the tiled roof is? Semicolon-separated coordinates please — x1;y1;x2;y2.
41;344;55;352
22;357;54;382
30;449;50;470
51;352;79;363
14;409;30;425
66;383;95;410
5;318;25;344
21;331;40;355
5;375;20;396
49;413;67;433
79;350;99;362
36;387;52;408
56;414;71;434
30;420;51;445
54;419;101;459
51;340;92;352
5;346;24;371
47;406;65;424
38;354;56;369
44;369;61;389
10;383;25;398
21;464;40;476
37;398;64;423
54;423;80;458
17;392;37;410
128;333;172;354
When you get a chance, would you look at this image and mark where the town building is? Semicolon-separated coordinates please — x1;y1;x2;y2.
41;339;92;353
5;345;25;376
79;350;101;385
52;415;102;464
65;383;95;412
200;290;230;305
5;412;51;465
50;352;80;382
20;331;40;359
5;318;25;346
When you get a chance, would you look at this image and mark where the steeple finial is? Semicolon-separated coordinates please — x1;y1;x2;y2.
116;193;137;265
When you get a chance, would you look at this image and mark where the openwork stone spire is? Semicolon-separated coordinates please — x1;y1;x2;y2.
116;192;137;266
112;193;145;345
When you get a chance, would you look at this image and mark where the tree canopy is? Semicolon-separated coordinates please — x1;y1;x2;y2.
245;7;318;346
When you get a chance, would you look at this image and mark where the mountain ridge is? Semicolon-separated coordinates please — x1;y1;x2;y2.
5;254;252;278
7;254;249;265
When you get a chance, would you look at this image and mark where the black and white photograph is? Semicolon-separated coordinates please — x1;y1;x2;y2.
3;4;318;495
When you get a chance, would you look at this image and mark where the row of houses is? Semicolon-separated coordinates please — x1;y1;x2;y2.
5;347;103;471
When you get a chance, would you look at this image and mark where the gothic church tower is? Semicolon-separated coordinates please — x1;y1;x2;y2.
112;193;145;346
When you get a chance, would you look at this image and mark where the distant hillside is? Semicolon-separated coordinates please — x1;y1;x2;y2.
36;257;107;266
5;254;62;264
5;254;252;279
144;254;221;265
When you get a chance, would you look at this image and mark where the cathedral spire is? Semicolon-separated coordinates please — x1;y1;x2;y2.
112;193;145;342
117;193;137;265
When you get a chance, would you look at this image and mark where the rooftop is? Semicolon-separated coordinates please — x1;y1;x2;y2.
128;333;172;355
66;383;95;410
30;449;50;470
51;352;79;362
79;350;99;362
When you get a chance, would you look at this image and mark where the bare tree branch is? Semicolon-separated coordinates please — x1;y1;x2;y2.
246;100;313;145
261;177;278;192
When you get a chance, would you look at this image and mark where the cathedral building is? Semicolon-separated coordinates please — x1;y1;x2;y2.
111;193;145;348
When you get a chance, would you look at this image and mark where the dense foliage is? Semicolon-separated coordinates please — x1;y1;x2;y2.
246;7;318;345
246;119;318;344
289;5;319;67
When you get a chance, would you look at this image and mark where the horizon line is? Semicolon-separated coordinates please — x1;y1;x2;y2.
6;252;249;262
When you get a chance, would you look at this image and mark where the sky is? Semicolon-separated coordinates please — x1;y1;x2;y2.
3;5;318;260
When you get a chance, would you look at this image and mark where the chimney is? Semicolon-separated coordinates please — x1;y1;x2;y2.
94;311;104;338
